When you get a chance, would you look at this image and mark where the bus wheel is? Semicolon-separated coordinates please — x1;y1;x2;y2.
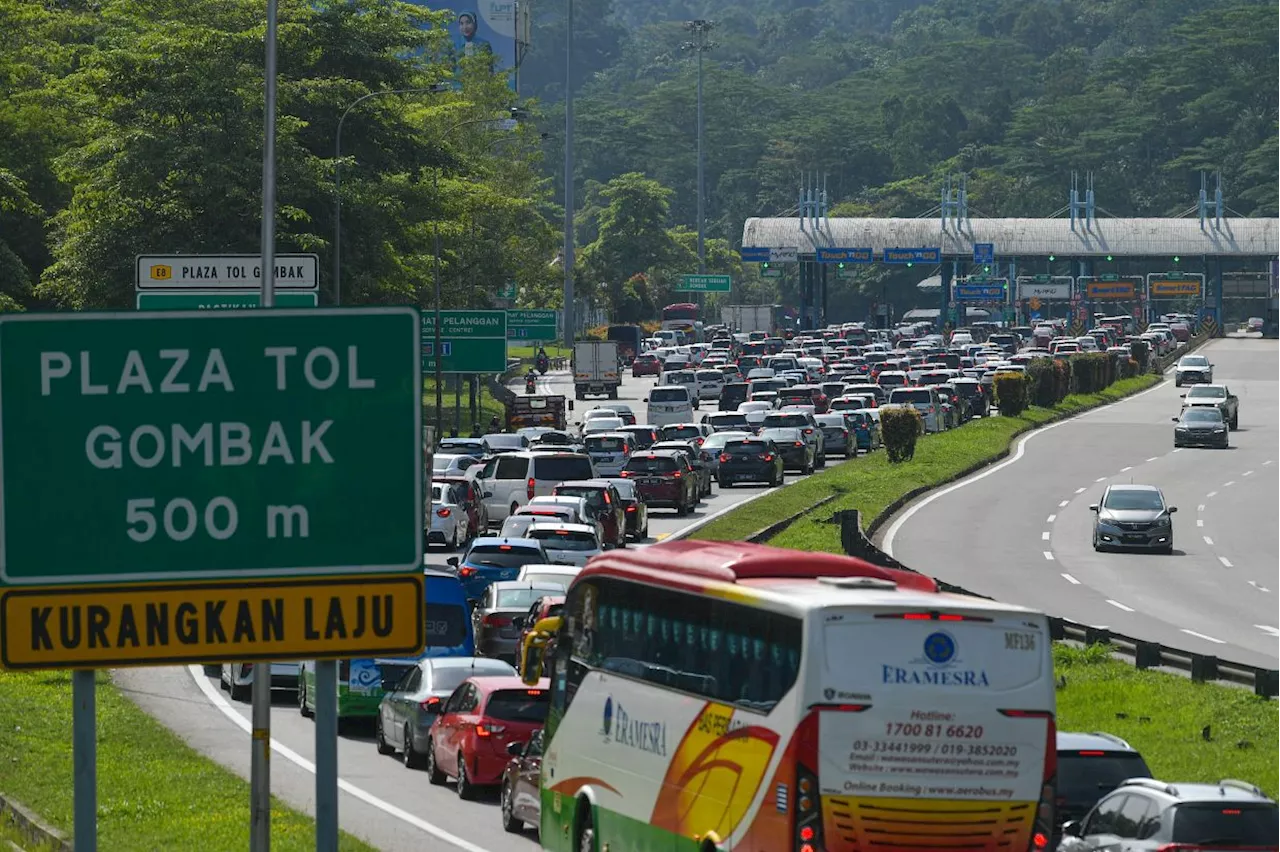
575;804;596;852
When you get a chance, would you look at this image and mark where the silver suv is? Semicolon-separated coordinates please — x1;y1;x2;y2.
760;410;826;467
1058;777;1277;850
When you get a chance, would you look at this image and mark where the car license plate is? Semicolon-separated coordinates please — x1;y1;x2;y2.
643;477;662;485
1122;535;1145;543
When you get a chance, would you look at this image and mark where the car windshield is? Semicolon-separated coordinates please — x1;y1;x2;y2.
1102;489;1164;511
1180;356;1209;367
1186;386;1226;399
695;371;722;381
433;455;474;471
702;433;749;449
586;436;627;452
555;486;605;509
484;689;550;723
466;545;543;568
662;426;702;440
764;414;807;428
532;457;594;481
725;440;769;453
759;428;801;442
815;415;846;428
607;479;637;500
1181;409;1223;423
650;387;689;403
528;529;598;551
1055;752;1151;806
431;483;459;503
625;455;678;474
495;587;561;608
427;659;516;692
1170;803;1278;844
519;572;572;589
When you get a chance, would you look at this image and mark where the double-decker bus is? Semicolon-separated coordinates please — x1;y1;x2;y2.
661;302;703;343
521;540;1057;852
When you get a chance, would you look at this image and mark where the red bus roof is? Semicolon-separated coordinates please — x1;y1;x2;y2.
577;540;937;594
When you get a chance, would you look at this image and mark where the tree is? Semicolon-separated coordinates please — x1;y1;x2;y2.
577;172;680;315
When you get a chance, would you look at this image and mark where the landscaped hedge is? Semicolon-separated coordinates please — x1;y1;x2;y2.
880;406;922;463
993;372;1029;416
1129;338;1150;372
1069;353;1114;394
1025;358;1060;408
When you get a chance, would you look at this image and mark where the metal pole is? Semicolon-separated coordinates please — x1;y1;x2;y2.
332;126;343;307
695;31;705;275
562;0;575;353
314;661;338;852
434;170;444;435
72;669;96;852
253;4;279;849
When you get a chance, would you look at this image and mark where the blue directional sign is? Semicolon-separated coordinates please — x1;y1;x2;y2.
973;243;994;265
953;283;1007;302
883;247;941;264
739;247;770;263
816;248;874;264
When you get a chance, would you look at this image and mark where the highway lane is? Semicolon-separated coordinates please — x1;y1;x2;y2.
122;365;832;851
882;337;1279;670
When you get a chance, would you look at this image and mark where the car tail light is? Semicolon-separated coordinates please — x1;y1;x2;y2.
760;453;774;461
625;505;636;512
419;696;442;713
527;477;536;499
475;723;507;737
242;663;254;675
672;470;682;478
436;507;451;518
794;441;804;447
458;566;477;579
719;453;731;463
483;614;512;628
803;427;814;434
619;470;631;477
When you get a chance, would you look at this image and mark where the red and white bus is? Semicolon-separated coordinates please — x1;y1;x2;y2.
661;302;703;342
522;540;1058;852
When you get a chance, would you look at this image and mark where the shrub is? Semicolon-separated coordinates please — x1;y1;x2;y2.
1069;353;1112;393
1052;359;1071;402
880;406;922;463
993;372;1029;416
1129;338;1150;372
1025;358;1057;408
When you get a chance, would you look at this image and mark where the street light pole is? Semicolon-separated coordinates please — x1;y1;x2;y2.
682;21;715;275
563;0;576;352
333;84;450;307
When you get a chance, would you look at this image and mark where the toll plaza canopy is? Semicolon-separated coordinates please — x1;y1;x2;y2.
741;217;1279;258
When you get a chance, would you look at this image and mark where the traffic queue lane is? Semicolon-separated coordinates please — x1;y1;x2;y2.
116;365;818;852
883;337;1279;670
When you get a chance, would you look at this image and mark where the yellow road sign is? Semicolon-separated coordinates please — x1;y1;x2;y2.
1028;297;1042;310
1;574;423;670
148;264;173;280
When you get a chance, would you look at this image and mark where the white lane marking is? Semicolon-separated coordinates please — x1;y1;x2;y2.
1264;460;1274;466
1207;491;1218;498
1041;531;1051;541
1182;629;1226;644
1243;470;1254;477
1146;457;1159;462
1218;556;1233;568
1223;480;1236;487
1120;466;1132;473
881;374;1174;557
1095;477;1107;483
1105;599;1135;612
1046;514;1057;523
1074;487;1087;494
1197;504;1205;512
1255;625;1280;638
1061;573;1081;585
1248;581;1272;593
186;667;493;852
1043;551;1055;561
1196;519;1204;527
1173;448;1184;453
1059;500;1070;508
1203;536;1214;545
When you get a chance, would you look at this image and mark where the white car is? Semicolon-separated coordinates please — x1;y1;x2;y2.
525;522;602;567
427;481;469;550
738;400;774;427
582;407;620;424
515;563;581;591
221;662;299;702
584;432;633;477
745;367;776;380
661;370;700;406
1174;354;1213;387
582;417;625;437
694;369;726;401
433;453;482;478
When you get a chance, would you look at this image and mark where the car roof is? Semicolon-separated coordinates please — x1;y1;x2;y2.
470;536;543;548
526;521;597;534
1113;778;1274;804
1056;731;1139;752
465;675;551;695
555;479;614;489
585;432;632;440
1105;484;1161;494
518;563;581;575
423;656;515;672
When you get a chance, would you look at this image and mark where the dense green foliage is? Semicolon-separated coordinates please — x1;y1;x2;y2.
0;0;557;311
880;406;922;462
993;372;1030;415
523;0;1277;315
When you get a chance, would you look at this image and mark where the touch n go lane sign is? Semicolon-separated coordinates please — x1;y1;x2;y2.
0;307;424;669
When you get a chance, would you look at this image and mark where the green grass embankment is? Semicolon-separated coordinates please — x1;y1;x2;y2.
0;670;376;851
690;373;1161;547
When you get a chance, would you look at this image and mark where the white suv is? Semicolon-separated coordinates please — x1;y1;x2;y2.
694;369;726;400
477;451;596;524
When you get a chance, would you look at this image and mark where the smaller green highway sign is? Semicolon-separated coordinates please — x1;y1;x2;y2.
136;292;318;310
421;310;507;373
0;308;422;588
676;274;731;293
506;310;558;340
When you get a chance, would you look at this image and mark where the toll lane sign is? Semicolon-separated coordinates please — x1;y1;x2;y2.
0;308;422;588
0;574;424;668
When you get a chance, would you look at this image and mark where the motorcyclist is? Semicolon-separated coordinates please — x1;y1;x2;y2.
488;414;501;433
535;347;549;373
525;370;537;394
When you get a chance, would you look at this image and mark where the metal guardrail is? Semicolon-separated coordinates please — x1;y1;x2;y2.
834;508;1278;698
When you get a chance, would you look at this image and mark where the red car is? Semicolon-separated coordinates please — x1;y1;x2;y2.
631;353;662;376
620;449;699;515
424;676;550;799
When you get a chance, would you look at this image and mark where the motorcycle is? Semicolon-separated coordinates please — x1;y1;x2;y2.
535;354;549;374
525;375;537;394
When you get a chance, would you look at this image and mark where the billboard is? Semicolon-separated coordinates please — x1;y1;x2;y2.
411;1;525;90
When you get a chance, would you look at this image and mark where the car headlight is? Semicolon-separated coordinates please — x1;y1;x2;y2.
1213;427;1226;433
1155;515;1172;527
1175;425;1188;431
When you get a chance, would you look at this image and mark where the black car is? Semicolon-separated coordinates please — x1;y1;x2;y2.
1172;407;1228;448
603;477;649;541
757;427;814;473
718;382;750;411
716;437;784;487
1054;731;1152;845
950;377;988;417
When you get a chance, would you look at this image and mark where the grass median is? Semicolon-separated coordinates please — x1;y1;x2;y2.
0;670;376;851
1055;645;1278;795
689;373;1161;548
423;376;504;435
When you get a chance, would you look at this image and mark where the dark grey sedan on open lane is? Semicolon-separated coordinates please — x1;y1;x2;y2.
1089;484;1177;554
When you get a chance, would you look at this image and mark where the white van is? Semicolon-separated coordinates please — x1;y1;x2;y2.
477;451;597;525
646;385;696;428
583;432;634;477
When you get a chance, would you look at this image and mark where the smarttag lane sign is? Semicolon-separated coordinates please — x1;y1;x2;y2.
0;308;422;588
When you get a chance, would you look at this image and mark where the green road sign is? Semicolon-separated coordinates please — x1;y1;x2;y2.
836;267;858;280
136;292;318;311
506;309;558;340
676;274;731;293
0;308;422;587
497;281;518;300
421;310;507;373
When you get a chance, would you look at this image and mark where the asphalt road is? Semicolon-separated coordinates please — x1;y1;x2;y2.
117;367;820;852
881;336;1279;670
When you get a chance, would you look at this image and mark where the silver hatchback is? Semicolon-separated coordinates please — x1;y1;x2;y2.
1089;484;1177;554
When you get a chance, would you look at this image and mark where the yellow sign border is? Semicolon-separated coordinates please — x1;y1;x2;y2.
1;574;424;670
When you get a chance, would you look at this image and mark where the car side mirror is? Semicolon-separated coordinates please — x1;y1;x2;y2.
483;491;494;498
1171;417;1179;422
512;616;525;629
1088;504;1099;512
642;398;648;403
1167;506;1177;514
1061;820;1082;838
446;556;460;567
1179;393;1186;398
506;740;524;757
